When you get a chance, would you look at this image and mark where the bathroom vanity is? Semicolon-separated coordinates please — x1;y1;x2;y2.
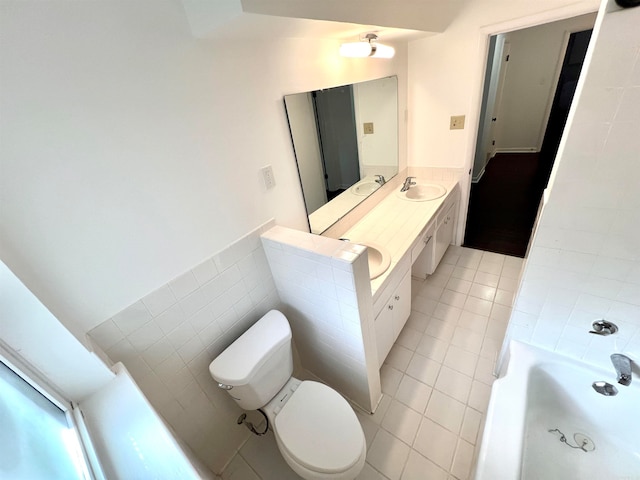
260;173;461;413
341;176;460;366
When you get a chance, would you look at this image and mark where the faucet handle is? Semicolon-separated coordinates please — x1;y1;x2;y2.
589;319;618;336
611;353;632;386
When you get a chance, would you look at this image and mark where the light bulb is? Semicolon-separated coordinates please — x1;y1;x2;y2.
339;42;373;58
371;43;395;58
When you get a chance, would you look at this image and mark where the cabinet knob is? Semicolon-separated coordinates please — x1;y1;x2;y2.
394;295;400;301
388;305;394;310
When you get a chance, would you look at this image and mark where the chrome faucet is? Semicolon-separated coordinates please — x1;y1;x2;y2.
611;353;633;386
374;175;386;185
400;176;416;192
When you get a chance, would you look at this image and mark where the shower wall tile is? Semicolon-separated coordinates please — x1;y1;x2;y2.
504;4;640;369
88;220;279;475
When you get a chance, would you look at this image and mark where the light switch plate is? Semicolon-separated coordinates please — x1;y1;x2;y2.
363;122;374;134
261;165;276;189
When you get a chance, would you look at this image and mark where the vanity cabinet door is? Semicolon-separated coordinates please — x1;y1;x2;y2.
375;270;412;368
391;270;412;339
375;303;394;368
434;201;456;267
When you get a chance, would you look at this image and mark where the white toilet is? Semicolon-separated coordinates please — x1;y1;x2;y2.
209;310;366;480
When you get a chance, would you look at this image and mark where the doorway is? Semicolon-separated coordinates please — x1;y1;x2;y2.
464;15;595;257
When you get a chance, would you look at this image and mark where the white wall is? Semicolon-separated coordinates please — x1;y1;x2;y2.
354;76;398;172
505;0;640;367
407;0;600;242
0;1;407;338
0;261;113;401
494;13;597;152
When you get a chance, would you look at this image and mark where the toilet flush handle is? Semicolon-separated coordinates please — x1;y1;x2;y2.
218;383;233;390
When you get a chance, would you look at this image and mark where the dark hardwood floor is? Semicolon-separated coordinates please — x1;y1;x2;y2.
463;152;550;258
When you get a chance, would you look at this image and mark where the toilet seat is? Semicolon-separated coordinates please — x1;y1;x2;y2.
274;381;365;475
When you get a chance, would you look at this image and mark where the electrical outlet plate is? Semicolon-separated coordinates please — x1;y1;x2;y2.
450;115;465;130
261;165;276;189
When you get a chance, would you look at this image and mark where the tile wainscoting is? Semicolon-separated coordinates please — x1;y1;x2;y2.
88;220;280;474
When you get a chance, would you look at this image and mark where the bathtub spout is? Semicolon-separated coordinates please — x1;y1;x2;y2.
611;354;633;386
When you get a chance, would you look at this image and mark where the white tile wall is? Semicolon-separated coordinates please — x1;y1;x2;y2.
88;221;280;474
505;2;640;368
261;225;381;411
407;166;467;183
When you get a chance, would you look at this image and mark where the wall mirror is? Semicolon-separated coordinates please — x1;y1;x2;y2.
284;76;398;234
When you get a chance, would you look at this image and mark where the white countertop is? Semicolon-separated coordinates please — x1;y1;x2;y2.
343;178;460;299
309;175;384;234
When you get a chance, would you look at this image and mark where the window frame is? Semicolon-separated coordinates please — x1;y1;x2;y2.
0;340;104;480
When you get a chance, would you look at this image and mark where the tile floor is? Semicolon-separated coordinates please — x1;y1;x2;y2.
221;246;524;480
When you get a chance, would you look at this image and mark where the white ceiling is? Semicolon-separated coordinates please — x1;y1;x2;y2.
179;0;458;42
241;0;467;33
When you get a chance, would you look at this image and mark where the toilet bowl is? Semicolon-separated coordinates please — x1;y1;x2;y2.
209;310;366;479
263;378;366;479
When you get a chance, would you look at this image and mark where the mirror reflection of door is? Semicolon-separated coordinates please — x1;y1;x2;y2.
284;76;399;235
313;86;360;200
465;14;596;257
284;92;327;214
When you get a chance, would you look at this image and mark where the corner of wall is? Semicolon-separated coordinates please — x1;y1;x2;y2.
261;225;380;411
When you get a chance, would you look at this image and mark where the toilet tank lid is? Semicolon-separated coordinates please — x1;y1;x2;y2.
209;310;291;386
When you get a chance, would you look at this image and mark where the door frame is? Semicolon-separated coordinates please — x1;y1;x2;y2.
457;4;600;246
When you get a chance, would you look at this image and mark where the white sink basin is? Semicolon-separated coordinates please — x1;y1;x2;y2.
396;183;446;201
351;181;380;196
355;241;391;280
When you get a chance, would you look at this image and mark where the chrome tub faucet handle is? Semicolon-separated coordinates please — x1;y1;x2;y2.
611;353;633;386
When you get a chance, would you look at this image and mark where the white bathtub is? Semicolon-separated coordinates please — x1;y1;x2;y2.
80;363;215;480
475;341;640;480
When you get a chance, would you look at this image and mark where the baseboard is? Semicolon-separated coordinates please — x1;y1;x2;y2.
473;148;539;183
471;168;485;183
495;147;539;154
472;153;495;183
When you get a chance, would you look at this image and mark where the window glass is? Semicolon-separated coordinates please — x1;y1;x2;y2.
0;360;89;479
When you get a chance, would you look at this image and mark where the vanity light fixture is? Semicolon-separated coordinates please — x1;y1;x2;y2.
339;33;395;59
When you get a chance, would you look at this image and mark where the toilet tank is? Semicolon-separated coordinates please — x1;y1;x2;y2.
209;310;293;410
